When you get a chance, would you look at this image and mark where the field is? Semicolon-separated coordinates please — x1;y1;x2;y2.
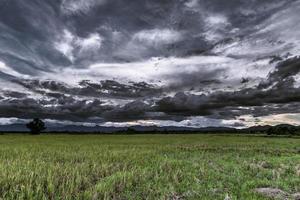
0;134;299;200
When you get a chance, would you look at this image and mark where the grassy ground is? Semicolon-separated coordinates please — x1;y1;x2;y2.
0;134;299;200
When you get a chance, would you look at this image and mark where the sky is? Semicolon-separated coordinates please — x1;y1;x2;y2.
0;0;300;128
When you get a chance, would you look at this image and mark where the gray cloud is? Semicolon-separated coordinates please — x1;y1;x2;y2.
0;57;298;123
1;0;295;69
156;57;300;118
259;56;300;89
0;0;300;126
0;95;111;121
14;79;162;99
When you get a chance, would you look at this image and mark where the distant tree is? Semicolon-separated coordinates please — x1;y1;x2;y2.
267;125;297;136
26;118;46;135
266;127;275;135
287;126;297;135
126;127;136;134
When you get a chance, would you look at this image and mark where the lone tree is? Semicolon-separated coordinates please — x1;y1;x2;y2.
26;118;46;135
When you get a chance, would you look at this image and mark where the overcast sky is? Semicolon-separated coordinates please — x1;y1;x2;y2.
0;0;300;128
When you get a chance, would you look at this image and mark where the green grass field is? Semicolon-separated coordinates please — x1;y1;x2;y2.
0;134;299;200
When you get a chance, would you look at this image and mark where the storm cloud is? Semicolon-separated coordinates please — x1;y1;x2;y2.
0;0;300;127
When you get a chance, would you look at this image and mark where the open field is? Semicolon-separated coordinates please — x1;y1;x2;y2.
0;134;299;200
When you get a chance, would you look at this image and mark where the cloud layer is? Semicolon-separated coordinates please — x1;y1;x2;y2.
0;0;300;127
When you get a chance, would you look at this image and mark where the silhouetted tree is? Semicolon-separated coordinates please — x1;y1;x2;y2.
126;127;137;134
267;125;297;136
26;118;46;135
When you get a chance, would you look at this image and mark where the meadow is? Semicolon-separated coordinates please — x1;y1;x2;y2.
0;134;299;200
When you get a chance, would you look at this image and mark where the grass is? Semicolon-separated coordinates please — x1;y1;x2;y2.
0;134;299;200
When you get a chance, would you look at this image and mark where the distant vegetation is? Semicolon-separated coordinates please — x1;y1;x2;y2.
1;119;299;136
115;125;300;136
266;125;298;136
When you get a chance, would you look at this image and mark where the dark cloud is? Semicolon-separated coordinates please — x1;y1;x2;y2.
259;56;300;88
79;80;162;98
0;96;111;121
2;91;27;99
1;0;295;68
216;103;300;120
102;100;151;121
0;0;70;74
0;57;298;122
15;79;162;99
163;68;225;92
156;57;300;118
0;0;300;126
